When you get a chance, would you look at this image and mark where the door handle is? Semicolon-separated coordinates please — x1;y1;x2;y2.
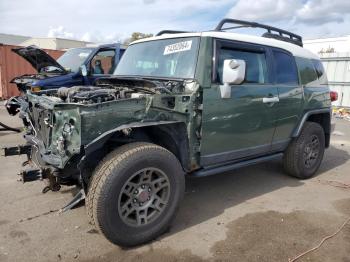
262;96;279;103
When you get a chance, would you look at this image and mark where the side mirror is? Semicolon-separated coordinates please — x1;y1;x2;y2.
80;65;88;77
220;59;246;98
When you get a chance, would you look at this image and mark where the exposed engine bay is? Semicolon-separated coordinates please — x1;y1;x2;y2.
4;76;198;199
39;77;188;104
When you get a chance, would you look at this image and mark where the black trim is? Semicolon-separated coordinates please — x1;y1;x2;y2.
292;108;331;137
200;139;290;168
201;143;271;167
193;153;283;177
270;139;290;152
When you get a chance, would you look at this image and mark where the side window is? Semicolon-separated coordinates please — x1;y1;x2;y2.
90;50;116;75
217;47;268;84
273;50;299;85
312;59;325;78
296;57;318;85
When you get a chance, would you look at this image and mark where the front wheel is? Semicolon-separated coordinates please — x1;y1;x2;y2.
87;142;185;247
283;121;325;179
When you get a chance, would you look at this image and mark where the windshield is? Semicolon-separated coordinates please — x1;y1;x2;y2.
57;48;94;72
115;37;200;79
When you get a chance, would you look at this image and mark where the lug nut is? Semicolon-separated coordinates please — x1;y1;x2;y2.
147;197;150;201
134;190;138;194
133;199;137;203
148;188;151;192
141;185;145;189
139;203;143;206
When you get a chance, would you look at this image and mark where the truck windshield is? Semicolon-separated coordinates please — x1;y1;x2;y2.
57;48;94;73
115;37;200;79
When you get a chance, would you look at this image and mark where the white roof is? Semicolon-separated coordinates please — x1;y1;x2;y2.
132;31;319;60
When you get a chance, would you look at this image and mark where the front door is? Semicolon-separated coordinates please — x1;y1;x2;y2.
88;49;116;84
200;40;278;167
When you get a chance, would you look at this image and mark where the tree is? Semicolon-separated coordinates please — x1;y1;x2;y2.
124;32;153;45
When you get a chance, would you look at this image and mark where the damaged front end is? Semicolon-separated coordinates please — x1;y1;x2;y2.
3;76;200;209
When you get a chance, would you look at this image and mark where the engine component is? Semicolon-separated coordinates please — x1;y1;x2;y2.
57;86;126;104
70;89;119;103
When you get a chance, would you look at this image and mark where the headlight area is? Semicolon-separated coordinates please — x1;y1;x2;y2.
50;109;81;163
30;86;41;92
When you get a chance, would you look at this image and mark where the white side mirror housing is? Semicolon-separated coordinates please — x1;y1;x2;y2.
223;59;246;84
220;59;246;99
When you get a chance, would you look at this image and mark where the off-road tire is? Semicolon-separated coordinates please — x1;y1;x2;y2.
86;143;140;226
86;142;185;247
283;121;325;179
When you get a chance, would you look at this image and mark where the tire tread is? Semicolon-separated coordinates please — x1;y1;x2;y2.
283;121;325;179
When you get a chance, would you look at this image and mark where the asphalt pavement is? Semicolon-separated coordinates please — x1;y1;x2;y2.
0;107;349;262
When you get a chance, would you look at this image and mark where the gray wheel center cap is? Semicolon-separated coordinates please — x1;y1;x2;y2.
137;190;149;202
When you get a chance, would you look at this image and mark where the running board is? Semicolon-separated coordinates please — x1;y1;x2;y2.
191;153;283;177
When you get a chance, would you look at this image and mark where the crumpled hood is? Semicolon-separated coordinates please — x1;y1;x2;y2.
12;45;67;74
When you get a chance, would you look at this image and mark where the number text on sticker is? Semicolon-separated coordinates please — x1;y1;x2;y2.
164;40;192;55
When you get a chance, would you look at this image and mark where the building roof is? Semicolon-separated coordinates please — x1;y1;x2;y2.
132;31;319;60
0;33;94;50
0;33;31;46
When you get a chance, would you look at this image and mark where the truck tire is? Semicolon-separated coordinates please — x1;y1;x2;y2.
86;144;137;226
283;121;325;179
87;142;185;247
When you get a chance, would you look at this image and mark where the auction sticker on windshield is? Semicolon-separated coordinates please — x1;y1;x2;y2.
164;40;192;55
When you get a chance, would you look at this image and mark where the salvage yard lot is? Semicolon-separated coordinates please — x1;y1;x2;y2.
0;107;349;262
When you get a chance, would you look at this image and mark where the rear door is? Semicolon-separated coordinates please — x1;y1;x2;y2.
270;49;303;150
200;40;279;167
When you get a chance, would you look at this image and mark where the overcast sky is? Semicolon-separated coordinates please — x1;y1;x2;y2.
0;0;350;43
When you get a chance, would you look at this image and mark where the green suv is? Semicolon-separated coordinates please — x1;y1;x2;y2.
4;19;333;247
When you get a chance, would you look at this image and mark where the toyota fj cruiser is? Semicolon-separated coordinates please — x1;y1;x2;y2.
4;19;334;247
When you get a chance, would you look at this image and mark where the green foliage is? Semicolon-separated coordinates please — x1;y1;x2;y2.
124;32;153;45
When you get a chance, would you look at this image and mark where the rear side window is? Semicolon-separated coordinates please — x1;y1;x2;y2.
296;57;318;85
273;50;299;85
312;59;325;78
217;48;268;84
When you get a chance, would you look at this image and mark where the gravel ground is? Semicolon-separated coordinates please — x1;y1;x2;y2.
0;107;349;262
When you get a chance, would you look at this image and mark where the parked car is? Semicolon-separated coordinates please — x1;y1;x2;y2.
3;19;337;247
5;43;125;115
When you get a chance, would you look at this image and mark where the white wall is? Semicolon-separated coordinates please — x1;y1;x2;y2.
304;36;350;55
304;36;350;108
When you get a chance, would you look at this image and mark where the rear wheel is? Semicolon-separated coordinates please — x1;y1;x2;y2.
87;142;185;247
283;121;325;179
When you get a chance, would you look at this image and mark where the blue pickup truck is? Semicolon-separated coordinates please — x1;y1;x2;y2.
11;43;126;92
6;43;125;115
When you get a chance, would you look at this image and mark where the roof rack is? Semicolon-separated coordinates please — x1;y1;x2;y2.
155;19;303;47
156;30;190;36
215;18;303;47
